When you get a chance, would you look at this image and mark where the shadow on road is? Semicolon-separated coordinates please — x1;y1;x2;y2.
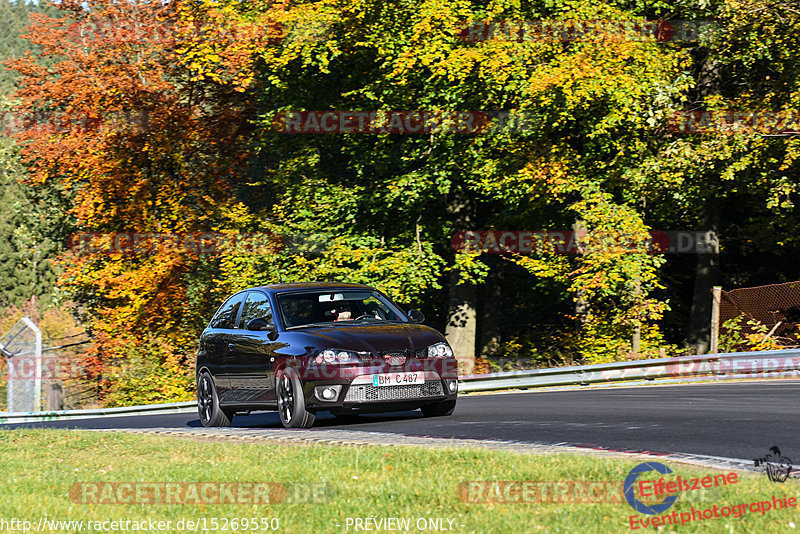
228;410;424;429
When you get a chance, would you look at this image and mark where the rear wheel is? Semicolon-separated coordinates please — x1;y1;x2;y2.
276;367;315;428
421;399;456;417
197;371;233;427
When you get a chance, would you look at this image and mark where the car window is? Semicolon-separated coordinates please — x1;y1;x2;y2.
362;294;397;320
278;290;406;328
209;292;245;329
240;291;272;329
279;293;315;327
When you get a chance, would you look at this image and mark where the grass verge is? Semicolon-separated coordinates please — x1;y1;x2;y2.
0;429;796;533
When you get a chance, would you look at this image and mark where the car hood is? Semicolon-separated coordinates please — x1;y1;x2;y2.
289;323;444;353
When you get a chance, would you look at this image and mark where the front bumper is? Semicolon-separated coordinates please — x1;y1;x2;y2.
301;364;458;411
341;371;455;403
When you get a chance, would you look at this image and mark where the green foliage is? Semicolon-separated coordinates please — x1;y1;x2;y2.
719;317;747;354
719;316;784;353
0;2;72;312
102;339;195;407
5;0;800;407
479;334;569;372
232;0;688;363
0;99;67;310
0;0;61;96
572;312;669;363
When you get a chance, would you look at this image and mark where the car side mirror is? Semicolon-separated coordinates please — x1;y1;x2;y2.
407;309;425;323
247;317;276;332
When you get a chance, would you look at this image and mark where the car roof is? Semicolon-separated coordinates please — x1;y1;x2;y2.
252;282;374;294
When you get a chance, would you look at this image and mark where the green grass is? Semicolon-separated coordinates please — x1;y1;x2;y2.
0;429;796;533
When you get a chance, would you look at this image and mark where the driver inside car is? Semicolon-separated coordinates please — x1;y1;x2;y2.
330;301;352;321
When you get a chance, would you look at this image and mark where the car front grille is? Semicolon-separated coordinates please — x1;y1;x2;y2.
383;351;407;366
344;380;444;403
373;349;428;365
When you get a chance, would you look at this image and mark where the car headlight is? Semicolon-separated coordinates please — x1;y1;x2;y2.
427;342;454;358
314;349;359;365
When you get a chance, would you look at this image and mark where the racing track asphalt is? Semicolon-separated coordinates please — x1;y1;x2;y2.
3;381;798;462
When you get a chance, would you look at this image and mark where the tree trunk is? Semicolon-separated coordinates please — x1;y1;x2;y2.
688;204;719;354
688;52;722;354
572;219;589;323
445;275;477;375
478;258;502;356
445;189;477;375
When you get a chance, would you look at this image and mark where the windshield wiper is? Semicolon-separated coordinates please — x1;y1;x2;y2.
287;322;335;329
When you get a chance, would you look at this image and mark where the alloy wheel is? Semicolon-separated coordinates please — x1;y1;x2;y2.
198;375;213;424
278;373;294;423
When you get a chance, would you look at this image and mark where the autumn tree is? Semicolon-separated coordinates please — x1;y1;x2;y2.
184;0;688;367
10;0;800;409
0;1;66;312
9;0;259;403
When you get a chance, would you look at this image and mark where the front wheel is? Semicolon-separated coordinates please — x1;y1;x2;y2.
197;371;233;427
276;367;315;428
421;399;456;417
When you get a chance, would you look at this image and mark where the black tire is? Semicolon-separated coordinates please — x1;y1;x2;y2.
276;367;315;428
197;371;233;427
421;399;456;417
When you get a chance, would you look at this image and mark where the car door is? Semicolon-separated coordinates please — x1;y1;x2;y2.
205;291;247;403
228;290;278;404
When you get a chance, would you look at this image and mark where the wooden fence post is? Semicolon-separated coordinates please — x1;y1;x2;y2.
47;380;63;411
709;286;722;354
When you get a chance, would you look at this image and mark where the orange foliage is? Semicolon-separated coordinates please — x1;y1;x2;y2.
7;1;261;401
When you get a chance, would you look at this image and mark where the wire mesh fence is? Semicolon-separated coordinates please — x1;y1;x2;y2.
0;316;41;412
0;316;95;413
719;281;800;351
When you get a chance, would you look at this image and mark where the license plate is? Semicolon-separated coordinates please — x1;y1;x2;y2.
372;372;424;387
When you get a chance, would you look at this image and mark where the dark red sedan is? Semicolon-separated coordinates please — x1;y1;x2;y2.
196;282;458;428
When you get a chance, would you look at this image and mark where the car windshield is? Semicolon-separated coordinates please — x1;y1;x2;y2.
277;290;407;328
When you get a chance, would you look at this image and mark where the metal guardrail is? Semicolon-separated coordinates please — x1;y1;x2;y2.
0;401;196;424
2;349;799;423
458;348;800;392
